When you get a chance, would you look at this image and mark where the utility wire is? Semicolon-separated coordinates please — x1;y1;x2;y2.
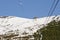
46;0;59;23
49;0;59;16
44;0;56;23
47;0;56;16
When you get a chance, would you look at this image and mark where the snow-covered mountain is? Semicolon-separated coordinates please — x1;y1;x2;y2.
0;15;60;36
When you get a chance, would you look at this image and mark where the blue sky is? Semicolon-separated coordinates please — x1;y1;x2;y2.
0;0;60;18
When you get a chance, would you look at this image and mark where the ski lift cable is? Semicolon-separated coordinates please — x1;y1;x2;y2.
44;0;56;23
47;0;56;17
47;0;59;23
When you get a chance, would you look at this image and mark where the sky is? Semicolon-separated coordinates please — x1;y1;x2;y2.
0;0;60;18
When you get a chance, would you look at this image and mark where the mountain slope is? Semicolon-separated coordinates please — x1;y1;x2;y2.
33;18;60;40
0;15;60;36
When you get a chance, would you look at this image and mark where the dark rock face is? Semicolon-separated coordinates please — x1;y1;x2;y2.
0;16;15;19
0;16;9;18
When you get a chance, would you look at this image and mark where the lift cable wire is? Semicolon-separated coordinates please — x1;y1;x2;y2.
49;0;59;16
46;0;59;23
47;0;56;17
44;0;56;23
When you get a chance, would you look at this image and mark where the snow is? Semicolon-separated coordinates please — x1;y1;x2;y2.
0;15;60;36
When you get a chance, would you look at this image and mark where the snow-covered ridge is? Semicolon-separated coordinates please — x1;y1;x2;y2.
0;15;60;36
